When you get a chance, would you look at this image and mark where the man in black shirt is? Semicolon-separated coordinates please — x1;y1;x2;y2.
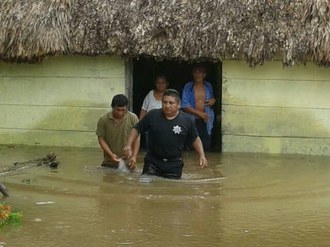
124;89;207;179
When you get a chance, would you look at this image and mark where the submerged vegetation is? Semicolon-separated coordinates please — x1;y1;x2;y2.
0;203;22;227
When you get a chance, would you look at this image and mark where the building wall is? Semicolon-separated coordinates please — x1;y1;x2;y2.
0;55;125;147
222;61;330;155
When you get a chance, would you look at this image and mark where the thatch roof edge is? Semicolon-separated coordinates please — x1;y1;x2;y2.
0;0;329;66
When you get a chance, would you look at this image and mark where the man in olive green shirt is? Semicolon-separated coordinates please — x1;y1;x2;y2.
96;94;140;170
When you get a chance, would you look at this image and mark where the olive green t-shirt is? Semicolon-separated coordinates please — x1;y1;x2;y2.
96;111;138;163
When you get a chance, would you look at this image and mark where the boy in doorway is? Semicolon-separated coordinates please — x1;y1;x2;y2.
181;64;216;151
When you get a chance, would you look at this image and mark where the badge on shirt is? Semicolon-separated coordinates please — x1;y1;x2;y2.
172;125;182;134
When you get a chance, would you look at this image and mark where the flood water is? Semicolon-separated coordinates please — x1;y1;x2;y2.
0;145;330;247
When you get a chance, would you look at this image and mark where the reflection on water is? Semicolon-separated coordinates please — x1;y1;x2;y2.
1;145;330;247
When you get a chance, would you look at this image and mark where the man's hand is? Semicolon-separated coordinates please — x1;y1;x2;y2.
110;153;120;162
205;98;216;107
199;156;208;168
128;156;137;170
123;145;133;159
198;112;209;122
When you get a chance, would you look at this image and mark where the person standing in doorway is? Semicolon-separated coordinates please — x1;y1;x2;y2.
181;64;216;151
139;75;169;150
124;89;207;179
96;94;140;170
139;75;169;120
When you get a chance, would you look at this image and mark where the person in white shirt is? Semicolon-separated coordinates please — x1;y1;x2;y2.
139;75;169;120
139;75;169;150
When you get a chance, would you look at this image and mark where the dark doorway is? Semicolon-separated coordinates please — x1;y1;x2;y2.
132;57;222;152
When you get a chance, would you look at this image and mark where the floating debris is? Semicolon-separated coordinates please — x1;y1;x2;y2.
0;153;60;197
12;153;59;169
139;176;153;183
35;201;55;205
0;184;9;197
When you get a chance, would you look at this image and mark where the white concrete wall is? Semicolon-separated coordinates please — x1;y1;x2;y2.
222;61;330;155
0;55;125;147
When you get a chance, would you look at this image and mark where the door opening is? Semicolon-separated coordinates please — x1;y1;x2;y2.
132;57;222;152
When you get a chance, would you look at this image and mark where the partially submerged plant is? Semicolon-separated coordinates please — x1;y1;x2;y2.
0;203;22;227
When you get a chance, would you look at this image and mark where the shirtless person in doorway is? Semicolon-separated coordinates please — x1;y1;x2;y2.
182;64;216;151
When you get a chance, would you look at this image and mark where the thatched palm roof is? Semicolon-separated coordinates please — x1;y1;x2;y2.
0;0;329;66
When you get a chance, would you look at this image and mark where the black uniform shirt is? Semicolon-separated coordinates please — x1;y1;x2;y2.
135;109;198;159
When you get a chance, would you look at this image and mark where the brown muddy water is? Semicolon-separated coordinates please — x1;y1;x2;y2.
0;145;330;247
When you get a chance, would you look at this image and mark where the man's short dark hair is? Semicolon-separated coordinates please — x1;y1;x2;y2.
163;89;181;104
192;64;207;74
155;74;168;84
111;94;129;108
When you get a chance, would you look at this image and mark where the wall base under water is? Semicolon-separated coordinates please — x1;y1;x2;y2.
222;60;330;156
0;56;125;147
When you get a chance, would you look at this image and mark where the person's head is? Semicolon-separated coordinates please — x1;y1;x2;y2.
192;64;207;83
154;75;169;93
162;89;181;118
110;94;129;119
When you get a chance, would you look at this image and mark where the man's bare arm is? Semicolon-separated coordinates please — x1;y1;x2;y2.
139;109;147;120
98;136;119;161
128;134;141;169
192;137;208;168
123;128;140;158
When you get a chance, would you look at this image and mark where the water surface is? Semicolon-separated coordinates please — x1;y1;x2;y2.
0;145;330;247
